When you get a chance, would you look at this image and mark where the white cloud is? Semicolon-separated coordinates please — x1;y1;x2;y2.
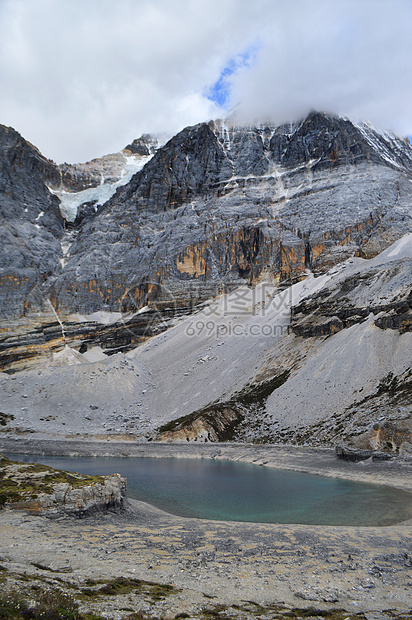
0;0;256;161
0;0;411;162
230;0;412;136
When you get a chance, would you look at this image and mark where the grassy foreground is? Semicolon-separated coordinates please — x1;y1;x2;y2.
0;574;409;620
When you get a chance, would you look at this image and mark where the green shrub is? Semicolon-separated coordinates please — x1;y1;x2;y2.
0;590;81;620
0;591;28;619
26;590;81;619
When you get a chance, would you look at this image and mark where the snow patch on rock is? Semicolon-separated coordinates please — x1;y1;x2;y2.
50;154;153;221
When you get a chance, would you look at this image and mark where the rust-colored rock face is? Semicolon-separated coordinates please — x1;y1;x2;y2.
369;422;412;452
1;111;412;370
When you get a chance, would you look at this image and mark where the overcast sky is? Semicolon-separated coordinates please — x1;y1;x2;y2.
0;0;411;163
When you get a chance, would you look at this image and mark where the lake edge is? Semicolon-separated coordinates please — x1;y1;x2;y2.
2;440;412;526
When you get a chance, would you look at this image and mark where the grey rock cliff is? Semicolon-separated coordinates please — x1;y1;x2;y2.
0;124;64;319
1;111;412;377
49;112;412;320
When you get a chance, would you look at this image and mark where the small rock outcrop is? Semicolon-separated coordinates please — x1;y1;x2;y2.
369;421;412;453
335;445;395;462
0;455;126;517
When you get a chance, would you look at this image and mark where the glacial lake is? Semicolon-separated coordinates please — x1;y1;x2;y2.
7;454;412;526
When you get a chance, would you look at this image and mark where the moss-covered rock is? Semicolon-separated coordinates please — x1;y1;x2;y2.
0;455;126;516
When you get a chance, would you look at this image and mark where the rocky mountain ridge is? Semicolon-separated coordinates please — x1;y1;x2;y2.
0;111;411;449
56;133;160;194
49;112;412;315
2;111;412;372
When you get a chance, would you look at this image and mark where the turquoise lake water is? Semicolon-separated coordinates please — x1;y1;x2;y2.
7;454;412;526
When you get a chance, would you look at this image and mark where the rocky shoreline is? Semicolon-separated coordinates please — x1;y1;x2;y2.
0;442;411;619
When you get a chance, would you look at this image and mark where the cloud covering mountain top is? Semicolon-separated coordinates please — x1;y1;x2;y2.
0;0;411;163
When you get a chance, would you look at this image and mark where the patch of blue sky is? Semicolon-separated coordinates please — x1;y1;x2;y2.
207;44;260;109
408;135;412;145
